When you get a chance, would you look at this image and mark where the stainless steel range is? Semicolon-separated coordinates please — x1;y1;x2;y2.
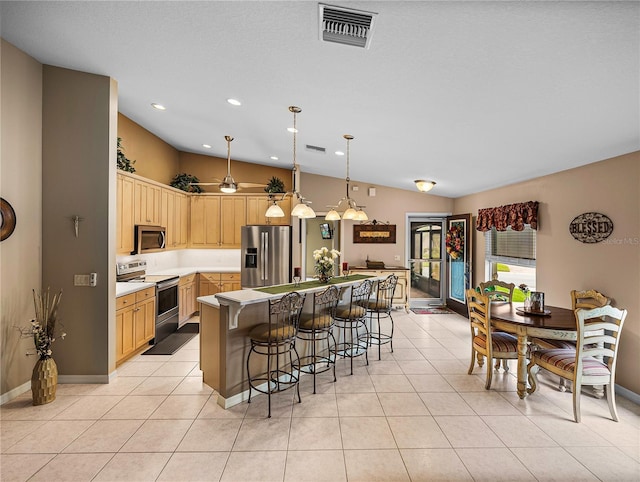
116;260;179;344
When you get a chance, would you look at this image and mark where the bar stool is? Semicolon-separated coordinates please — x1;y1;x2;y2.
333;279;374;375
296;285;340;393
246;291;306;417
361;274;398;360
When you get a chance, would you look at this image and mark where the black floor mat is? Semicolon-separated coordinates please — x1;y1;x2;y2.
142;323;199;356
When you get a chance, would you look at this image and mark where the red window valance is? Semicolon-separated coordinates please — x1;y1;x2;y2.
476;201;539;232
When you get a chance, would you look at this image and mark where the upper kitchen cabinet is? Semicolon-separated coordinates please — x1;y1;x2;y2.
220;196;246;247
190;195;221;247
246;195;291;226
161;188;188;249
116;173;135;254
134;179;162;226
190;195;246;248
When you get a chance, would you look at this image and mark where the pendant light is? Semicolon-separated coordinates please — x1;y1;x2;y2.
266;106;316;219
219;136;238;193
325;135;368;221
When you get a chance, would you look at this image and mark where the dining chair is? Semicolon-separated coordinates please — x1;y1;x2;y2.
479;280;516;302
466;288;519;389
479;280;516;372
246;291;306;417
296;285;340;394
526;304;627;423
531;289;611;391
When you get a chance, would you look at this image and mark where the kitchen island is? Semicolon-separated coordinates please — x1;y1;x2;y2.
198;274;380;408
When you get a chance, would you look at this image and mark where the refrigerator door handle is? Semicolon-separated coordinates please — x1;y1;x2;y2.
262;231;269;282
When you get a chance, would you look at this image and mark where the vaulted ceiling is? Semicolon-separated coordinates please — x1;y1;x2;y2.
2;1;638;198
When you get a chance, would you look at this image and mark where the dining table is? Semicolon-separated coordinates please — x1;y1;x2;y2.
489;301;577;399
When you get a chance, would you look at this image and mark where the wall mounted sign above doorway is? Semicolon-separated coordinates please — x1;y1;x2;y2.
569;212;613;244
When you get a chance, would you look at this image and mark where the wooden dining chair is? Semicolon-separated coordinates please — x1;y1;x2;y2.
466;288;519;389
531;289;611;391
527;304;627;423
479;280;516;302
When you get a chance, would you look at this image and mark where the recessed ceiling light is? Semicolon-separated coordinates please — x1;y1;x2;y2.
226;98;242;106
151;103;166;110
335;151;344;156
287;127;298;133
270;156;279;160
202;144;212;149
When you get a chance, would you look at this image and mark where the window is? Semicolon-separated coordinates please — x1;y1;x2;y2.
485;225;536;291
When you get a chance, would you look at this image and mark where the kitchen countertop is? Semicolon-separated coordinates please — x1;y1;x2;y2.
116;282;155;297
116;266;241;297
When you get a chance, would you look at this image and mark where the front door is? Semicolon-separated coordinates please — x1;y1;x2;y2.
408;217;445;307
445;213;473;315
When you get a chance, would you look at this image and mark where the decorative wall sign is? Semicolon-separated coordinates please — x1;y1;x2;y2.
353;221;396;244
0;197;17;242
569;212;613;244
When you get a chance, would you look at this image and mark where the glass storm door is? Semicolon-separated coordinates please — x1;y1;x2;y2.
408;218;445;307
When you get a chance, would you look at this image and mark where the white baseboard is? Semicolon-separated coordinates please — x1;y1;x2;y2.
616;383;640;405
0;381;31;405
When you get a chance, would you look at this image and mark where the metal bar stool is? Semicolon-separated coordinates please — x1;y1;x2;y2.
247;291;306;417
296;285;340;393
361;274;398;360
332;279;373;375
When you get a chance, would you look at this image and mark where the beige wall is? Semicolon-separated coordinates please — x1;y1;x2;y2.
42;65;117;380
118;113;179;185
179;152;292;194
453;152;640;394
0;40;43;398
302;172;455;267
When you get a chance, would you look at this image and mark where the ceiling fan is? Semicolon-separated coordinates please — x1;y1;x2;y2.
191;136;266;193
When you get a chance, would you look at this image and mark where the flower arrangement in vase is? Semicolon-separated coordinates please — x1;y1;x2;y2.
313;246;341;283
20;288;65;405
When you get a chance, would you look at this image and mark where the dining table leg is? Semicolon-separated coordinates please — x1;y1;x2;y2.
516;328;529;399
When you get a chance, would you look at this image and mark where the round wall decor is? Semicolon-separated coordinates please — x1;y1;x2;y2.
569;212;613;244
0;198;17;241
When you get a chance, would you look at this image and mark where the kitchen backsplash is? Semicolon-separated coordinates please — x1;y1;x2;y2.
116;249;241;272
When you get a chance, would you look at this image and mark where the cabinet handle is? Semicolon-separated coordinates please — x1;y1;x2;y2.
134;308;140;312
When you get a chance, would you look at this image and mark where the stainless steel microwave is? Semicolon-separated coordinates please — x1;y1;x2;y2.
133;225;166;254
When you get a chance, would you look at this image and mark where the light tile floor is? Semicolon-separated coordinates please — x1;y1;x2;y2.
2;311;639;481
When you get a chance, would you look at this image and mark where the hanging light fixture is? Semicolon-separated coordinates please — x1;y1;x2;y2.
219;136;238;193
266;106;316;219
325;135;368;221
414;179;436;192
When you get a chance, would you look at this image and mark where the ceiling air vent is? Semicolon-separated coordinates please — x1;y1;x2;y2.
306;144;326;154
319;3;378;49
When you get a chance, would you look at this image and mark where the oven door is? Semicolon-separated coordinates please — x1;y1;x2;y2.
155;279;179;343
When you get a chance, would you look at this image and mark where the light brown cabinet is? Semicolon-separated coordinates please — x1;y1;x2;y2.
116;287;156;364
246;195;292;226
179;273;197;323
134;179;162;226
350;268;410;312
161;188;189;249
116;174;135;254
190;195;246;248
198;272;240;297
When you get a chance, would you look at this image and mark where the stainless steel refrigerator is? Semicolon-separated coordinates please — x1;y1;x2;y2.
241;225;292;288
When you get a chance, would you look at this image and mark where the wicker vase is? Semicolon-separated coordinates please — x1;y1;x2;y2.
31;357;58;406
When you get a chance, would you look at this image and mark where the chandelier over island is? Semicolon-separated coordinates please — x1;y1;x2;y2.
265;106;316;219
325;135;368;221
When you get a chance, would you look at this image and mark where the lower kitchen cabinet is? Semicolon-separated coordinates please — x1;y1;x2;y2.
179;273;197;323
198;272;241;297
349;268;410;311
116;287;156;364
